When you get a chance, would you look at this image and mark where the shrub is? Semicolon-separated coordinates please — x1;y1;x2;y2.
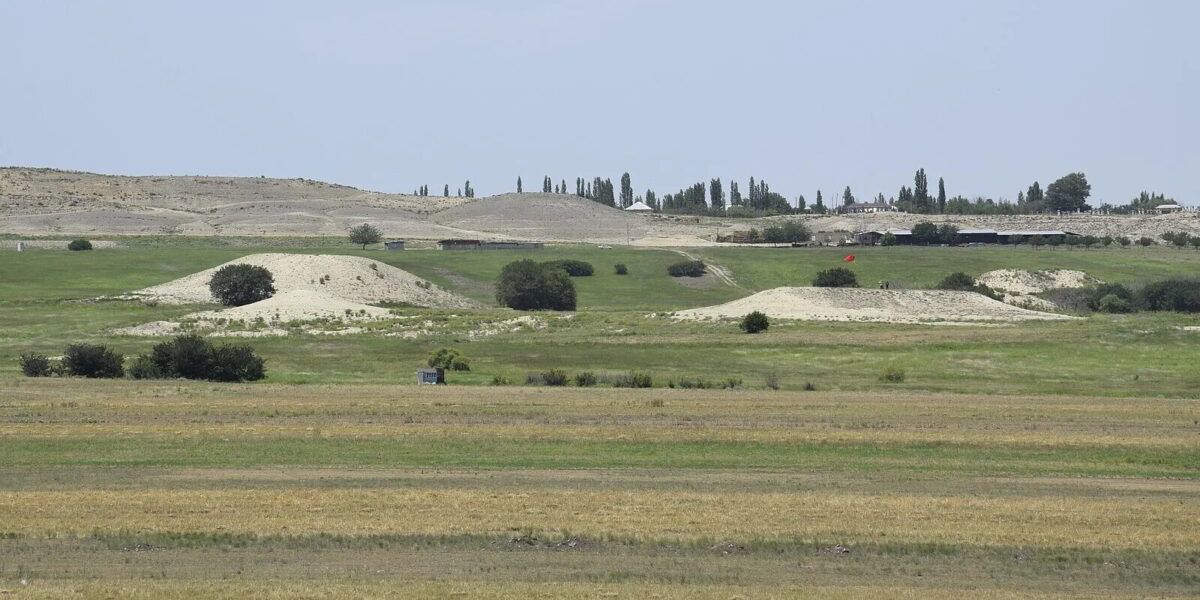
523;372;544;385
1100;236;1114;247
879;366;906;383
1096;294;1134;314
1117;237;1131;247
762;221;811;243
128;354;163;380
880;232;897;246
209;344;267;382
1137;237;1155;247
490;375;511;386
812;267;858;288
1008;235;1026;245
573;371;597;387
667;260;706;277
541;259;594;277
935;272;977;291
152;334;215;379
62;343;124;378
147;335;266;382
348;223;382;249
67;239;93;251
1086;283;1134;311
19;353;52;377
428;348;470;371
764;371;781;390
1040;287;1094;313
740;311;770;334
613;263;628;275
1028;235;1046;248
541;369;569;386
613;371;653;388
1191;237;1200;250
496;260;577;311
911;222;957;245
802;382;817;391
1137;279;1200;313
209;264;276;307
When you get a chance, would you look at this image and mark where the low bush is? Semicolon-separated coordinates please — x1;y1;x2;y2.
1039;287;1094;313
524;372;544;385
490;375;511;386
812;267;858;288
1137;237;1155;247
496;260;576;311
667;260;706;277
935;272;1000;299
62;343;124;378
146;335;266;382
1086;283;1134;312
428;347;470;371
19;353;52;377
802;382;817;391
612;371;653;388
541;259;594;277
879;366;906;383
740;311;770;333
209;264;276;307
1096;294;1134;314
762;221;811;243
67;239;93;251
764;371;781;390
613;263;628;275
1137;279;1200;313
573;371;597;387
541;369;569;386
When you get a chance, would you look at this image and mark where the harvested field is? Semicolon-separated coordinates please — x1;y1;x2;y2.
674;287;1072;323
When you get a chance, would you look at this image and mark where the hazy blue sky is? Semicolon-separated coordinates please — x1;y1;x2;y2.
1;0;1196;205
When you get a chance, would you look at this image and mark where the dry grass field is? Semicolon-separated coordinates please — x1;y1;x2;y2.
1;381;1197;598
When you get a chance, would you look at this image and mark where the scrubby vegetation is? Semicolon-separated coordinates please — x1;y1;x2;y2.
209;264;276;306
1137;278;1200;313
496;259;577;311
19;352;52;377
812;267;858;288
667;260;706;277
761;221;811;243
541;259;594;277
63;343;125;378
67;239;93;251
428;347;471;371
135;334;266;382
740;310;769;333
613;263;628;275
935;272;999;299
879;366;906;383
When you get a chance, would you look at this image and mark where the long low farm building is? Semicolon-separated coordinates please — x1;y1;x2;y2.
437;239;545;250
854;229;1078;245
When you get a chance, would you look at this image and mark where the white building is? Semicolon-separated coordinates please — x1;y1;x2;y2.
624;201;653;213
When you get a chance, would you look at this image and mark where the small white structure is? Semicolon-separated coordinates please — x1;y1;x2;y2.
15;241;25;252
624;201;653;213
1155;204;1183;214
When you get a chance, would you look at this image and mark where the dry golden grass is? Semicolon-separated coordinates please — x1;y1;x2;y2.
3;485;1195;551
8;581;1169;600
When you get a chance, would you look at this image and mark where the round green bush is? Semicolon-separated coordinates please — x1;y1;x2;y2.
62;343;124;378
1096;294;1134;314
19;353;52;377
209;264;276;307
740;311;770;334
614;264;628;275
541;259;594;277
667;260;706;277
67;239;93;251
496;260;576;311
813;267;858;288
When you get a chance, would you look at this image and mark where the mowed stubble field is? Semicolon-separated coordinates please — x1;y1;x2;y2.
1;239;1198;598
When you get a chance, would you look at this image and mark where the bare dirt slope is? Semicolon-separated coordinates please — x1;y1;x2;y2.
131;253;478;308
674;287;1073;324
4;167;1196;242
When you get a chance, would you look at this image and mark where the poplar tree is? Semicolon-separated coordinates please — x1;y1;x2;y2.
444;184;449;197
709;178;725;210
842;186;855;206
517;176;523;193
937;177;947;213
730;181;741;206
619;172;633;207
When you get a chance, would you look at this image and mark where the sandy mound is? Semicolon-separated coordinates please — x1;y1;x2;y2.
674;287;1073;324
189;289;392;322
978;269;1098;295
131;253;478;308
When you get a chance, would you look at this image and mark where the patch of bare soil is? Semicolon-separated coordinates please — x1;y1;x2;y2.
674;287;1074;324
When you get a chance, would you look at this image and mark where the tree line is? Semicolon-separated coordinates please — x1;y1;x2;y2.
414;169;1177;217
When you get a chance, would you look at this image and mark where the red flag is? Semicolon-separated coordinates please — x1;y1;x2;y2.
843;254;856;262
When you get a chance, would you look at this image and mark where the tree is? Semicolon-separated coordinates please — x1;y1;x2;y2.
495;259;576;311
937;177;947;213
911;221;941;245
762;221;811;243
812;267;858;288
544;176;552;193
740;311;770;334
881;232;897;246
1045;173;1091;212
620;172;633;207
842;186;856;206
561;179;567;195
443;184;449;197
464;180;474;198
709;178;725;210
209;264;276;306
517;176;522;193
730;181;742;206
645;189;658;210
428;347;470;371
1026;181;1044;209
796;195;807;212
349;223;382;249
914;168;930;213
813;190;826;214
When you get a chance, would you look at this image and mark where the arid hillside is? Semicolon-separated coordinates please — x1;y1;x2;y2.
2;167;1196;243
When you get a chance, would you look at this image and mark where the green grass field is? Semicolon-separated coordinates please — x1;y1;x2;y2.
0;239;1198;597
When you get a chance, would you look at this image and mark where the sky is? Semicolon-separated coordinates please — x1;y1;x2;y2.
1;0;1197;206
